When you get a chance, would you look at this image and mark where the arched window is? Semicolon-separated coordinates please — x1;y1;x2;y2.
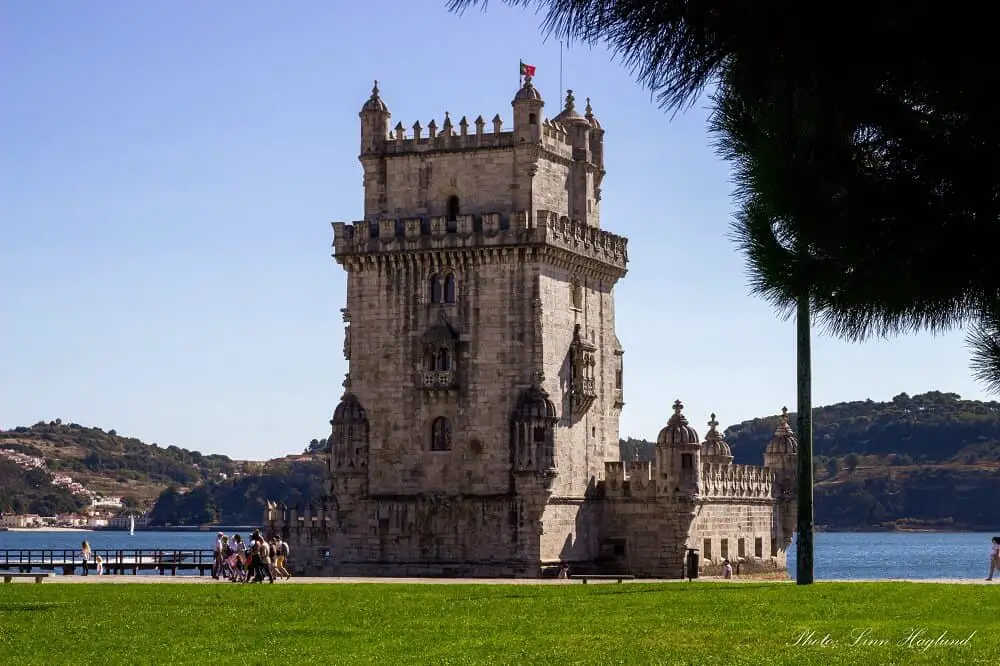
446;196;460;222
436;348;451;371
443;273;456;303
431;417;452;451
430;274;442;303
425;349;437;371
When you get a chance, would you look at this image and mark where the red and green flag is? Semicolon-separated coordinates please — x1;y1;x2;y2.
520;61;536;77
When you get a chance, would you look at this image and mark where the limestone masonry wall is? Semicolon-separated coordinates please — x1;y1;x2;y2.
344;255;534;496
690;502;787;575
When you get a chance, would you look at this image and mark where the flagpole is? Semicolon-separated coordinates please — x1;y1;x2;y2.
559;41;564;96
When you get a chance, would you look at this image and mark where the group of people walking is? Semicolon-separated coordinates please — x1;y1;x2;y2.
213;530;291;583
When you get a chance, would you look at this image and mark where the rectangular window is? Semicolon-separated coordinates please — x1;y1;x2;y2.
615;369;623;389
681;453;693;470
720;538;729;560
755;537;763;558
738;538;746;558
770;539;778;557
703;538;712;561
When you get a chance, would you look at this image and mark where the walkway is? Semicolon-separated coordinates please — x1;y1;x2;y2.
6;575;996;585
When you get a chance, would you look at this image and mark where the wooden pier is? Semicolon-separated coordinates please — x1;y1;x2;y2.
0;549;216;576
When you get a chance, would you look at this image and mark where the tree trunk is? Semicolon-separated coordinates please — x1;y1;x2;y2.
796;293;815;584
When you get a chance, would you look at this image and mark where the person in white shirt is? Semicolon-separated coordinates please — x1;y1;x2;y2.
212;532;224;580
987;536;1000;581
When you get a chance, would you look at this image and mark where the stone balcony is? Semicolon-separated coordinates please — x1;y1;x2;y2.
420;370;456;390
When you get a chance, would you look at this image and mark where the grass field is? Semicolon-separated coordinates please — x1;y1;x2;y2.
0;582;996;664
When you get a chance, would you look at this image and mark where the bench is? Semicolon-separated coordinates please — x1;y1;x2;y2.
2;572;51;584
569;574;635;584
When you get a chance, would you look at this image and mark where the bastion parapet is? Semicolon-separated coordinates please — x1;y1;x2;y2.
601;458;776;500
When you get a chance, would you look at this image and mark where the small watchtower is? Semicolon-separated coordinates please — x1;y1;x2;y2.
656;400;702;495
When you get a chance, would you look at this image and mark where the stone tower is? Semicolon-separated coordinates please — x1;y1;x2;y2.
266;78;797;580
319;77;629;576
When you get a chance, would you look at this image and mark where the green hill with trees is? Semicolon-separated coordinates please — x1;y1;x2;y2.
147;456;326;526
0;420;245;514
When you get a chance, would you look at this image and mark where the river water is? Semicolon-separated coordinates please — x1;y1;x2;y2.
1;530;995;579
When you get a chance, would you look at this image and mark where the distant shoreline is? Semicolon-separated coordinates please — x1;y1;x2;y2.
817;526;996;534
4;527;93;533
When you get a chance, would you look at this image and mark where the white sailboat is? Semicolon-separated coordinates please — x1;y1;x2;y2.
129;513;135;536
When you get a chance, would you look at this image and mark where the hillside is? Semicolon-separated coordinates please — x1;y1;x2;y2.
148;456;327;526
8;391;1000;530
0;420;247;513
621;391;1000;530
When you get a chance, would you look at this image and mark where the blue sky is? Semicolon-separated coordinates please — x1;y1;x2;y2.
1;1;990;461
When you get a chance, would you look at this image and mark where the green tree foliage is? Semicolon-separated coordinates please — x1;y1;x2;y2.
825;457;840;478
304;438;327;455
449;1;1000;394
0;459;87;515
0;421;239;487
816;469;1000;530
148;459;327;526
721;392;1000;464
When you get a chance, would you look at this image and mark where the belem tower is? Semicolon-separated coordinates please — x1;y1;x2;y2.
264;76;799;578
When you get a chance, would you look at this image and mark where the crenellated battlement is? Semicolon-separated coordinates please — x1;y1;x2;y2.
539;119;576;159
265;502;333;532
603;460;658;498
701;463;774;500
331;209;628;274
602;458;776;501
365;112;599;162
376;113;519;155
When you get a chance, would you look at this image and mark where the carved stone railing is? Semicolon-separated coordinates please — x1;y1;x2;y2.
571;377;597;414
421;370;455;389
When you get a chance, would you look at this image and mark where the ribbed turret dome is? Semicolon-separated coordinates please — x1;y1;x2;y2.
513;386;558;421
657;400;699;446
765;407;799;455
331;393;368;426
700;413;733;463
513;76;543;103
360;80;389;114
553;89;588;124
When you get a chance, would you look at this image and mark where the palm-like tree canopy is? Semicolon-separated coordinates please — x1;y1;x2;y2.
449;0;1000;391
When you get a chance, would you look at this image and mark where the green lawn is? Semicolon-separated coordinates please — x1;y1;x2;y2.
0;582;996;665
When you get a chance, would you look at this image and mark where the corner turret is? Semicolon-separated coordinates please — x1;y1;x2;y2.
328;392;371;499
585;98;605;202
512;74;544;144
656;399;701;494
553;89;587;126
700;413;733;465
764;407;799;548
764;406;799;468
359;80;390;156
